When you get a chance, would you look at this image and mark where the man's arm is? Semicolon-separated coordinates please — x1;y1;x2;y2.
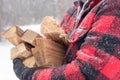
32;0;120;80
13;1;86;80
13;0;120;80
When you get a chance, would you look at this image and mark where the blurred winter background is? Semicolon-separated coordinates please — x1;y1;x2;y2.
0;0;72;80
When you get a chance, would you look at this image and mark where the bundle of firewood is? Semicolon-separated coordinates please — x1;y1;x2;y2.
2;16;69;68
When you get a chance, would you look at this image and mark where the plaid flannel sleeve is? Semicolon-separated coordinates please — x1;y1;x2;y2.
76;0;120;80
32;0;120;80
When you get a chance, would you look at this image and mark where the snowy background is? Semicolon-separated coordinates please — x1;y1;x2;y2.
0;0;73;40
0;25;40;80
0;0;72;79
0;41;18;80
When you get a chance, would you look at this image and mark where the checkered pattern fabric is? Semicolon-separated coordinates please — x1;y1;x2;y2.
32;0;120;80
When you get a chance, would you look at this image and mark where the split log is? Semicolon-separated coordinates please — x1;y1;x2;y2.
41;16;69;46
44;32;69;46
11;43;32;60
23;56;36;68
32;38;66;68
21;29;41;46
2;26;24;46
40;16;64;34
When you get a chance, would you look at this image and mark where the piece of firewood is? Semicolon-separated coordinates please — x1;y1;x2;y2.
2;25;24;46
40;16;69;46
32;38;65;68
44;32;69;46
21;29;41;46
11;43;32;60
35;38;66;54
23;56;36;68
32;47;44;67
40;16;64;34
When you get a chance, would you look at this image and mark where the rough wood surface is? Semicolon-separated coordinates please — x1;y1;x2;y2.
32;38;65;67
41;16;64;34
2;26;24;46
23;56;36;68
11;43;32;60
32;47;44;67
40;16;69;46
2;16;69;69
21;29;41;46
44;32;69;46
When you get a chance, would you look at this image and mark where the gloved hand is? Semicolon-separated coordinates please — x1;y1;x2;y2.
13;58;36;80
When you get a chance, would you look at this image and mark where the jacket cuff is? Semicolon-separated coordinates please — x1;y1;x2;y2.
20;68;36;80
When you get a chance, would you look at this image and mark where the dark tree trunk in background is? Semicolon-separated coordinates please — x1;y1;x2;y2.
0;0;72;41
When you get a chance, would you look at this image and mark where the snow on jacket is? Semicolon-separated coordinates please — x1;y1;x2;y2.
32;0;120;80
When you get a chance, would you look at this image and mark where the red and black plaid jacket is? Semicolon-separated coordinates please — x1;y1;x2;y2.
32;0;120;80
